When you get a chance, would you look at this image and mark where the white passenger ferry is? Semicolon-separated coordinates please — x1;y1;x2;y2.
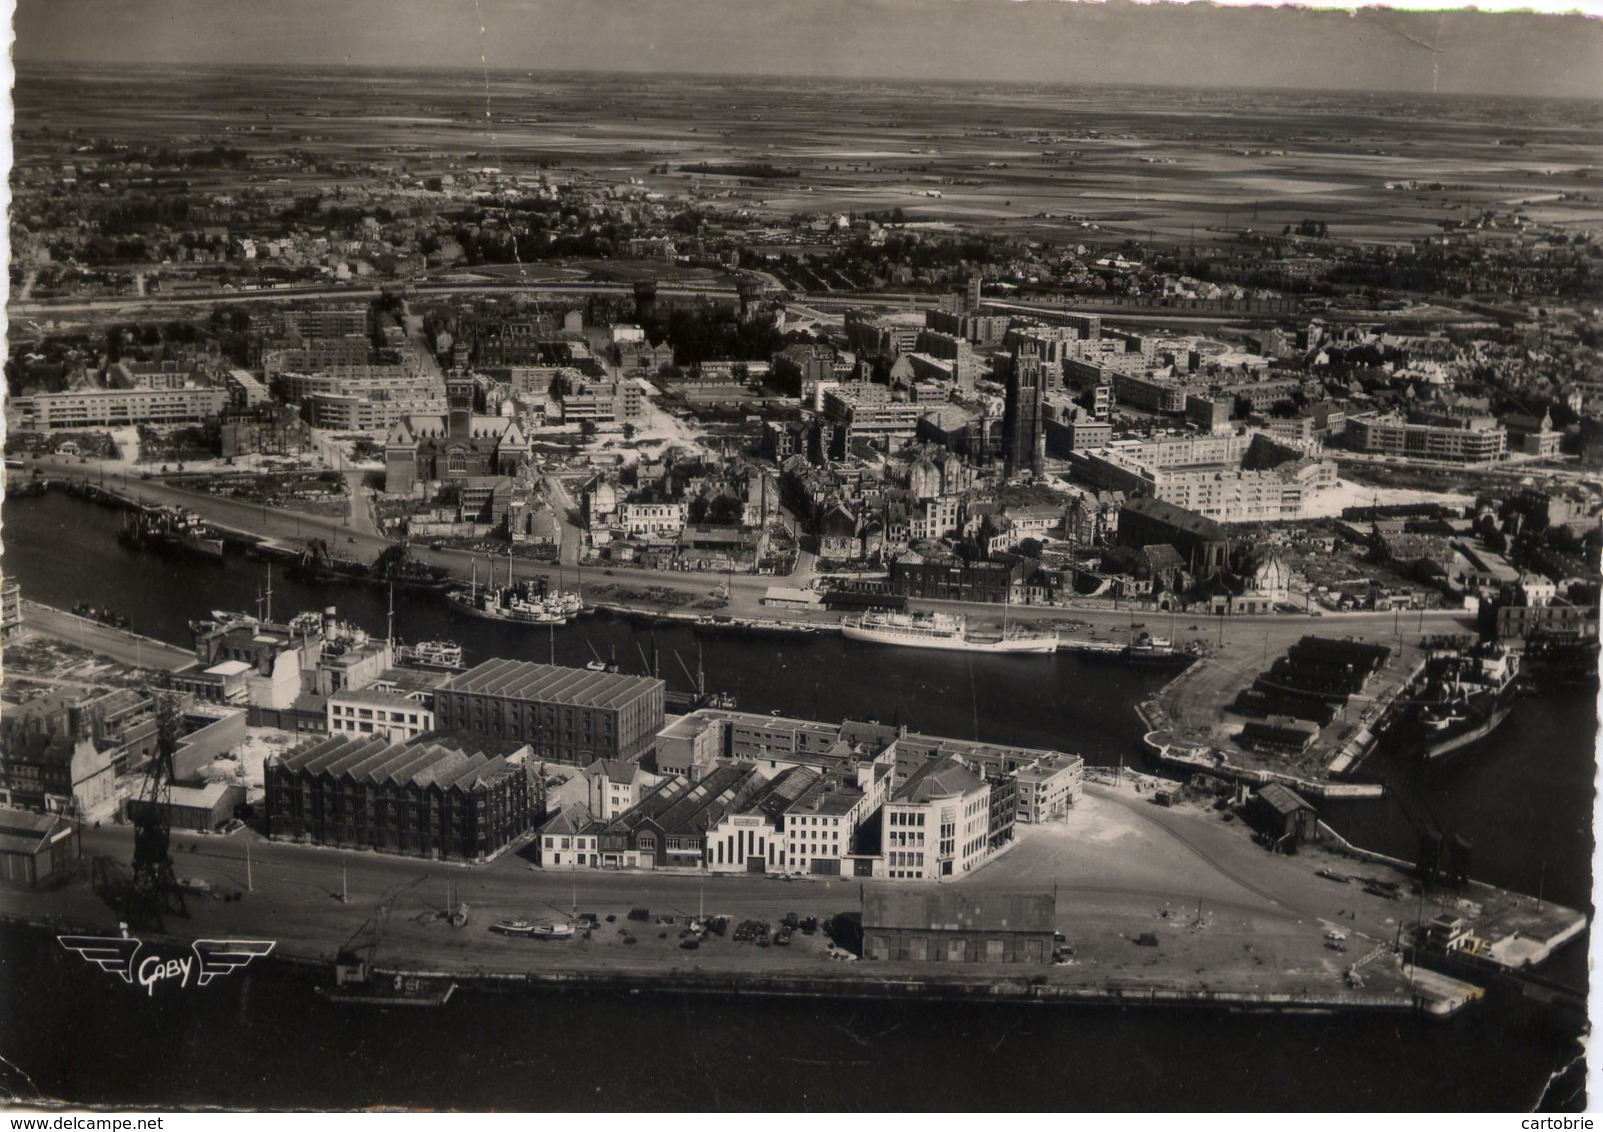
839;609;1058;654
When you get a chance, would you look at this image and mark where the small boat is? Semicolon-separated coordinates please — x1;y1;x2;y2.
528;923;576;941
585;660;608;672
491;918;534;937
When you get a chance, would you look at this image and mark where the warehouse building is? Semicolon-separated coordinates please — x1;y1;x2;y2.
0;807;80;886
265;733;538;860
863;890;1057;965
433;660;665;766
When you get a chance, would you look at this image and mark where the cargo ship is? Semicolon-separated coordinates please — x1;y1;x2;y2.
840;609;1058;654
1385;639;1520;761
368;542;453;592
117;507;225;560
446;580;583;626
286;538;370;585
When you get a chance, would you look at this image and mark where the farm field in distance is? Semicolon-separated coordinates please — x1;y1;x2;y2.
15;67;1603;250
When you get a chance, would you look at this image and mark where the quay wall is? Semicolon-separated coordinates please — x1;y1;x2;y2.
0;911;1413;1016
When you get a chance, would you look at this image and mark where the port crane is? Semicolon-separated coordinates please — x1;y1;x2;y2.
335;873;429;986
1389;779;1471;890
127;688;189;926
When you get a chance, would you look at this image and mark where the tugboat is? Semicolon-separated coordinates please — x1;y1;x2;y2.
320;951;457;1007
320;877;457;1007
1120;629;1196;669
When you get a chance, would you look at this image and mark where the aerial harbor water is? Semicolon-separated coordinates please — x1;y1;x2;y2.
0;489;1591;1112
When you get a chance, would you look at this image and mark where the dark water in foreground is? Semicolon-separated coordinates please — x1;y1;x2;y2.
0;926;1587;1112
0;491;1593;1110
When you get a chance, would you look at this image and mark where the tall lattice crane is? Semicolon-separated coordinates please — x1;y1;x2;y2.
129;688;188;925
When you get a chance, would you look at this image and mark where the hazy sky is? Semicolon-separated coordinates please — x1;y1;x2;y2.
11;0;1603;99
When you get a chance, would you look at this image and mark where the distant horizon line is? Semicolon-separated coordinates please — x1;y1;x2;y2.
13;57;1603;104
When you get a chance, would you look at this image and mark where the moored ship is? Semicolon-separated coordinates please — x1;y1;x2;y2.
693;615;818;639
286;537;370;585
1385;638;1521;761
395;639;466;671
369;542;453;592
1517;630;1600;689
840;609;1058;654
1120;629;1197;668
320;949;457;1007
117;507;225;560
446;581;583;625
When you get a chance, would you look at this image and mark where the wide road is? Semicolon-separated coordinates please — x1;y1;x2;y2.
2;791;1431;1002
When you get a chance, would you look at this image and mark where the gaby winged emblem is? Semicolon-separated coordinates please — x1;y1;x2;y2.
58;935;276;993
191;938;276;985
56;935;143;983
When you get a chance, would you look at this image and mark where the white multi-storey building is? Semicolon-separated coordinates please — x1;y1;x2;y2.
326;686;434;744
882;754;991;880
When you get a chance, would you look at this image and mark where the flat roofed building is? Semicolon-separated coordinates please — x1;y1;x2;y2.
1;585;22;641
434;659;665;766
9;386;229;430
1013;757;1083;824
1349;412;1508;464
125;781;246;833
328;685;435;744
654;712;725;780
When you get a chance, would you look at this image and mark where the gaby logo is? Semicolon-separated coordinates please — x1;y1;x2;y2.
58;935;276;996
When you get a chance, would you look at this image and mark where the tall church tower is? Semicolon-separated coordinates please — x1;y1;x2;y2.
1003;343;1045;480
446;373;475;439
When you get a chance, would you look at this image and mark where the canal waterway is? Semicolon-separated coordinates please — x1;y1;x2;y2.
0;490;1593;1110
